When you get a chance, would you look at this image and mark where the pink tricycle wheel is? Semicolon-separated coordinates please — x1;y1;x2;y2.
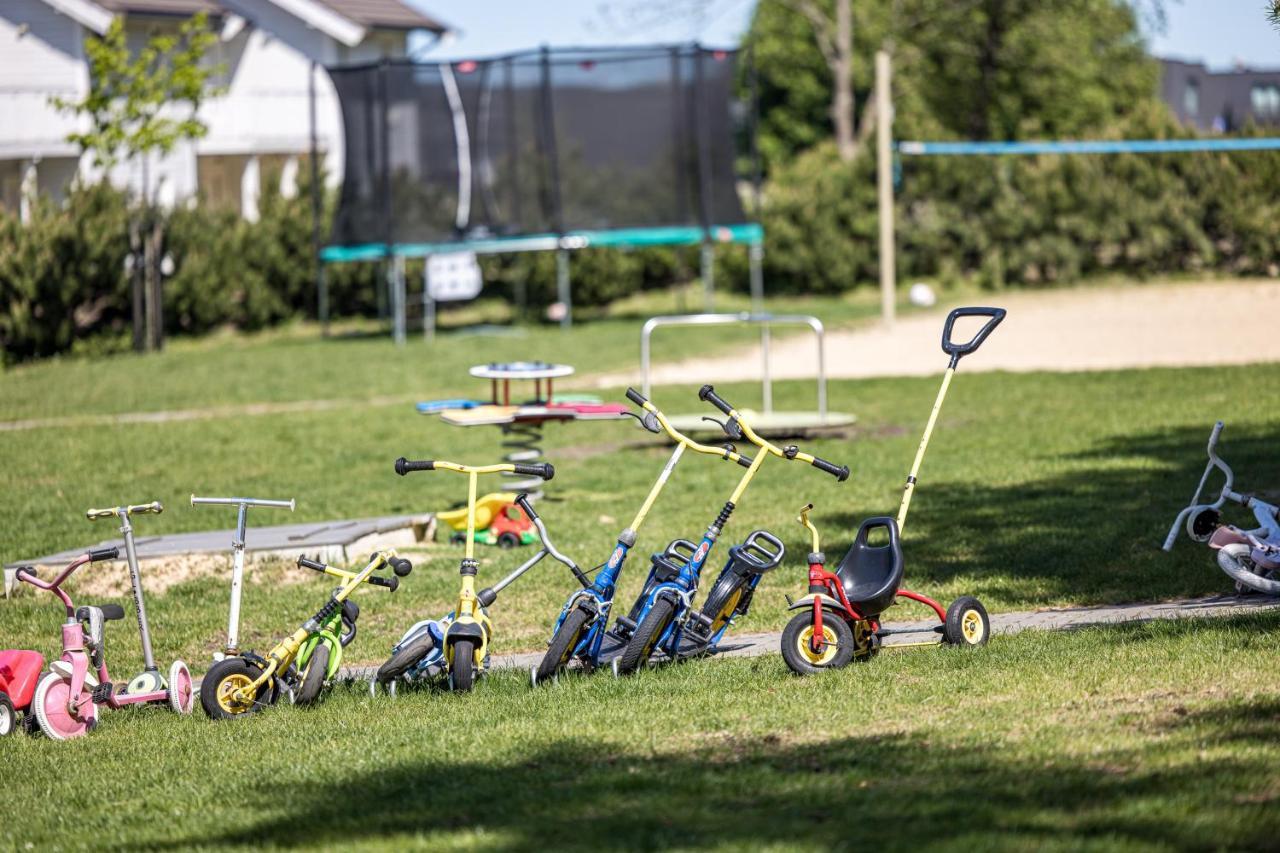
168;660;194;714
33;671;97;741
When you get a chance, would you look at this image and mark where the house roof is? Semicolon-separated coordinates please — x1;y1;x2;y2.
95;0;222;15
313;0;445;32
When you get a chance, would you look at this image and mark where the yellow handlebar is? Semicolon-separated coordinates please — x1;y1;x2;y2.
86;501;164;520
639;402;753;466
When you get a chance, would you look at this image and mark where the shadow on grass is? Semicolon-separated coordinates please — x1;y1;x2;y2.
804;423;1280;608
167;727;1276;850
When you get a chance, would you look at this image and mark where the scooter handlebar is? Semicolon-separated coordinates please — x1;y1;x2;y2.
297;557;327;573
367;575;399;592
809;456;850;482
388;556;413;577
625;387;648;407
698;384;734;416
942;306;1006;363
395;458;434;475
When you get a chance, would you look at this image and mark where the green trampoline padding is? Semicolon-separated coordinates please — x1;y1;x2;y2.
320;223;763;263
664;409;856;439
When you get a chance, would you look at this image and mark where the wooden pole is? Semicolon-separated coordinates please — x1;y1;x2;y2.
875;49;896;325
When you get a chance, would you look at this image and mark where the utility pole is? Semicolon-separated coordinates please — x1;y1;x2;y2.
875;49;896;325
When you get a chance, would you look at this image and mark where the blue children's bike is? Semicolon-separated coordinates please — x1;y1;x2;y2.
610;385;850;675
531;388;755;685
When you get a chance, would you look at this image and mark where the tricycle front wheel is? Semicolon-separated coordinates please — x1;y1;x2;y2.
200;657;271;720
781;611;855;675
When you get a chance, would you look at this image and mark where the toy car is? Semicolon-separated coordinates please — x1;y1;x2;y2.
447;502;539;548
0;649;46;736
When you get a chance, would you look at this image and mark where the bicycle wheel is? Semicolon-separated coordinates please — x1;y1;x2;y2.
200;656;271;720
294;643;330;706
536;608;592;685
377;633;435;684
617;599;676;675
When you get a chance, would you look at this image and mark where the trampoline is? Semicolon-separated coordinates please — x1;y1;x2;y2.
318;44;766;341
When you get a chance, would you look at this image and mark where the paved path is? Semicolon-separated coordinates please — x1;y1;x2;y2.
338;593;1280;681
588;280;1280;388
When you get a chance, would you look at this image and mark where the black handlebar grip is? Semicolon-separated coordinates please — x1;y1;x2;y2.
367;575;399;592
625;387;648;407
88;547;120;562
734;452;755;469
100;604;126;621
698;385;734;416
941;306;1006;363
515;493;539;521
811;457;850;482
389;557;413;577
395;457;435;476
512;462;554;481
297;557;327;572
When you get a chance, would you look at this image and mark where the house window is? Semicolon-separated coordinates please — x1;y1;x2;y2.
1183;79;1199;118
1250;84;1280;118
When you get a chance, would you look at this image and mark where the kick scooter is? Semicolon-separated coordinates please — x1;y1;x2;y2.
780;306;1005;675
1163;421;1280;595
612;385;850;675
190;494;295;661
382;458;574;692
531;388;755;685
16;503;195;739
201;549;411;718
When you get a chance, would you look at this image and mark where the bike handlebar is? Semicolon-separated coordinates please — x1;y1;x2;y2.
367;575;399;591
395;458;434;475
942;306;1006;364
700;385;849;481
395;458;555;481
626;387;648;407
515;493;591;588
88;547;119;562
86;501;163;520
626;387;753;466
698;384;733;416
809;455;850;482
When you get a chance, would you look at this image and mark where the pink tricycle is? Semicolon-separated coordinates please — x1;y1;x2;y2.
15;502;194;740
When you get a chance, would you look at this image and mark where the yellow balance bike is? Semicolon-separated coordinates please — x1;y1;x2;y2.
201;549;412;719
393;457;556;691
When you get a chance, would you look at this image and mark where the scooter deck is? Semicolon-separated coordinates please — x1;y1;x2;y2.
593;629;747;666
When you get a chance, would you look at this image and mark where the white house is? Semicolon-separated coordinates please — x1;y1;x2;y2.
0;0;447;220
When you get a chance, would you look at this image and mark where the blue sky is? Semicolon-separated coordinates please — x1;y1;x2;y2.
409;1;1280;70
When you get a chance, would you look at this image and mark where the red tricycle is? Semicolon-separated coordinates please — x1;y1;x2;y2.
0;649;45;735
780;307;1004;674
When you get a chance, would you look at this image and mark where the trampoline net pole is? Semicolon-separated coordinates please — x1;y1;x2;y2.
557;248;571;329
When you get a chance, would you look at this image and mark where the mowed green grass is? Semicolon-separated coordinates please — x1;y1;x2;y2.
3;613;1279;850
1;331;1278;675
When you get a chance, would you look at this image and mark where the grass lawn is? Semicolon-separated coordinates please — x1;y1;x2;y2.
2;612;1279;850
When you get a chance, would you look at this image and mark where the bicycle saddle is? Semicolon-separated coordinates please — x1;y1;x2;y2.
834;517;904;617
726;530;785;576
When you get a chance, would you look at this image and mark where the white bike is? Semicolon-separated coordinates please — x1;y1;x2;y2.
1163;421;1280;595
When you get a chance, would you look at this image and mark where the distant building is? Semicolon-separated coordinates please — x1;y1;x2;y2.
1160;58;1280;133
0;0;448;221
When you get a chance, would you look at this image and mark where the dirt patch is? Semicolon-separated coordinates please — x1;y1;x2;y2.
42;553;306;599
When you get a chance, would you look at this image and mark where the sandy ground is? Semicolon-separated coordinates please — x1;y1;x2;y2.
587;280;1280;387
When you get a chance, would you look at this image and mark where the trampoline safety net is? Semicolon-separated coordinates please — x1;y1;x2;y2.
327;45;751;254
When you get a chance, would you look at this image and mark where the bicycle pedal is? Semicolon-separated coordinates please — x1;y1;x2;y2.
91;682;114;703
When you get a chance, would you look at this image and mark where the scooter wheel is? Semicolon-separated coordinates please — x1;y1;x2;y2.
33;670;97;740
167;660;194;714
200;657;271;720
376;633;434;684
617;598;677;675
0;692;15;737
535;608;592;686
781;611;855;675
450;639;477;692
943;596;990;647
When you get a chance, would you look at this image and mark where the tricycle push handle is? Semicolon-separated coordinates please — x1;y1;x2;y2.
941;306;1006;365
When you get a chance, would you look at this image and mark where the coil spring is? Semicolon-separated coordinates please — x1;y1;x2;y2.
500;421;548;500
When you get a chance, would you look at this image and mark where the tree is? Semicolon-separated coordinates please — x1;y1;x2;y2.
778;0;857;161
1270;1;1280;28
52;12;221;351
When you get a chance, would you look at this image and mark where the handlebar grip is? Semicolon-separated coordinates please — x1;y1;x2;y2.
515;493;539;521
811;457;850;482
297;557;327;573
88;547;119;562
734;453;755;470
941;306;1006;362
512;462;554;481
128;501;164;515
395;458;435;476
625;387;648;407
389;557;413;577
367;575;399;592
698;385;734;416
85;507;117;521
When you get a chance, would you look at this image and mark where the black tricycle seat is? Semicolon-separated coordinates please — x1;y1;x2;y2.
834;517;904;617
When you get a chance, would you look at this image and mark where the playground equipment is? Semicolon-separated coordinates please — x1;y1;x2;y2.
1163;421;1280;596
610;385;850;676
419;361;628;499
778;307;1005;675
531;389;755;685
0;650;45;736
381;461;582;691
190;495;296;660
201;550;411;719
640;313;855;437
319;45;764;340
437;492;537;548
16;514;195;740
